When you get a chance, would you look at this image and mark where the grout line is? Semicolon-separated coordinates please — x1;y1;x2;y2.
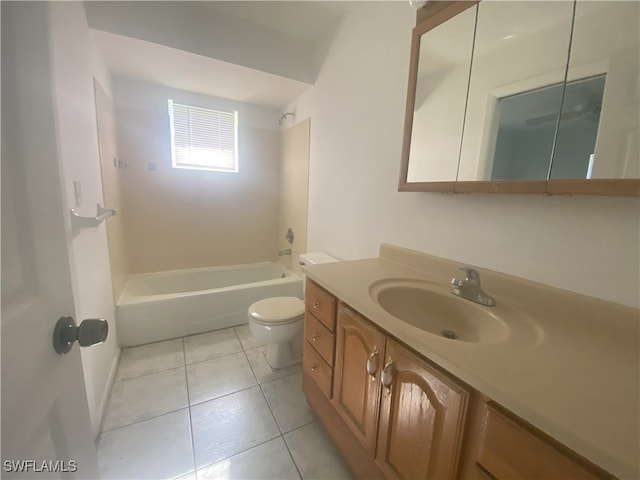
281;430;305;480
283;419;317;437
281;418;317;436
258;379;284;435
101;406;190;434
184;348;246;368
194;434;285;475
183;338;198;478
189;383;261;409
113;363;186;385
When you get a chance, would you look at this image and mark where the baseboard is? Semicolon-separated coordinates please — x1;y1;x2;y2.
94;347;121;444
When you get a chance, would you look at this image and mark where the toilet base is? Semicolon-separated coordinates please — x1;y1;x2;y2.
265;337;303;370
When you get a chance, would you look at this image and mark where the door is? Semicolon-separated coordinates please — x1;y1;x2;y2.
331;305;385;454
375;338;468;479
1;3;99;478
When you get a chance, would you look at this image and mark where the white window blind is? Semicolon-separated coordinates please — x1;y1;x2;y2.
168;100;238;172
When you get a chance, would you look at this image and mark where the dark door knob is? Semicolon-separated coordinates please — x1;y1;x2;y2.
53;316;108;355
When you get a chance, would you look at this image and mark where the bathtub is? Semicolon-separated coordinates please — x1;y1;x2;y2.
116;262;303;346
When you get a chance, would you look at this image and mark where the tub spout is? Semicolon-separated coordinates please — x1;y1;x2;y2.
278;249;292;256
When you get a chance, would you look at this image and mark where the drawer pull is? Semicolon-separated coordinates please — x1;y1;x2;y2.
381;356;394;395
312;301;319;309
366;346;379;381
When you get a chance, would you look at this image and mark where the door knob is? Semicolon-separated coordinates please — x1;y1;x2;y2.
53;316;108;355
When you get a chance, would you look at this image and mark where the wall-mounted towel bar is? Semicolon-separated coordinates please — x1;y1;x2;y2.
70;203;117;228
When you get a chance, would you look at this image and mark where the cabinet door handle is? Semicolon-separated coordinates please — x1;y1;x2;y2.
312;301;319;309
366;346;379;381
312;335;319;342
310;364;318;372
381;356;394;395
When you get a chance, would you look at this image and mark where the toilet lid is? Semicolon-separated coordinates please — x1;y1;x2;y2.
249;297;305;324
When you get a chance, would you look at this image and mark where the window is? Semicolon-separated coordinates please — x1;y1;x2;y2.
168;100;238;172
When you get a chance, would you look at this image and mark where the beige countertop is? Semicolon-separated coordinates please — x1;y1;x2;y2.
304;244;639;479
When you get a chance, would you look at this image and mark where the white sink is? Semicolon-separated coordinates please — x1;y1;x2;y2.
369;279;541;346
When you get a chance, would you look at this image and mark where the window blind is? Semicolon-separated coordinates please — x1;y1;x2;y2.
168;100;238;172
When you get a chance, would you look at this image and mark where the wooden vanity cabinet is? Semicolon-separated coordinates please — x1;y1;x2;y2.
302;281;336;399
330;302;469;479
332;304;386;454
474;403;615;480
302;279;615;480
376;338;468;479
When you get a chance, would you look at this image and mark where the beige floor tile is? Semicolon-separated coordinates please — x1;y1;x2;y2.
196;437;300;480
186;351;256;405
116;338;184;381
104;367;188;431
191;386;280;468
184;328;242;364
98;409;194;479
261;372;315;433
284;422;353;480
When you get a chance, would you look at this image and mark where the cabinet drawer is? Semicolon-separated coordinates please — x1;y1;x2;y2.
303;340;333;399
305;280;336;332
477;403;609;480
304;312;335;366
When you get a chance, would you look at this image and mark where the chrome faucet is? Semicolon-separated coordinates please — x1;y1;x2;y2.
278;248;292;256
451;267;495;306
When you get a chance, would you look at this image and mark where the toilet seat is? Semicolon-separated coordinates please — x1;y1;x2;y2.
249;297;304;325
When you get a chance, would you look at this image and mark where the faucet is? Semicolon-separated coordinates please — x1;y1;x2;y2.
278;248;292;256
451;267;496;306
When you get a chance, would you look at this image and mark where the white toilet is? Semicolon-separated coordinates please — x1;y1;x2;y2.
248;252;338;369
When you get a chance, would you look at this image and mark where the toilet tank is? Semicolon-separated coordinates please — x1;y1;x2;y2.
298;252;339;267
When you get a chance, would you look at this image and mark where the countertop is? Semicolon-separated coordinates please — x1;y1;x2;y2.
304;244;639;479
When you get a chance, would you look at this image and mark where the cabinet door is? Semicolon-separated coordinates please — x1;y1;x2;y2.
376;339;469;479
332;304;386;454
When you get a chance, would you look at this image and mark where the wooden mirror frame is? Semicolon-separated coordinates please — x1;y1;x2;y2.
398;1;640;196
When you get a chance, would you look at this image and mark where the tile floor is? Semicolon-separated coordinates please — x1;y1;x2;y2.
98;325;353;480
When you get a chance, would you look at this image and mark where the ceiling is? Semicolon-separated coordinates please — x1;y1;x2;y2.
92;29;312;108
199;1;351;45
87;1;352;108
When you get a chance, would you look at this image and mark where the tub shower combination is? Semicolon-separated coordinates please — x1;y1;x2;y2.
116;262;303;346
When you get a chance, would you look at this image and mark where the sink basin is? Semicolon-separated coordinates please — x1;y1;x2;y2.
369;279;541;345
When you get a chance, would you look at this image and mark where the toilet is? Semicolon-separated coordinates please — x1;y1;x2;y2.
248;252;338;369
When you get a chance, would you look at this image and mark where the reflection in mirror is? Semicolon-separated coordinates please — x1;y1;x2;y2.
550;1;639;180
406;6;476;183
491;76;604;180
456;2;574;182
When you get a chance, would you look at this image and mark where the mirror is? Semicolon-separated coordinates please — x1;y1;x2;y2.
457;1;575;183
400;0;640;195
549;1;639;181
404;5;476;184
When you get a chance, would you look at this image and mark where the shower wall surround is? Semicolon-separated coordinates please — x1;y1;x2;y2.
113;78;281;274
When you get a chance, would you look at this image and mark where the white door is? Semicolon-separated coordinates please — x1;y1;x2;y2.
1;3;99;478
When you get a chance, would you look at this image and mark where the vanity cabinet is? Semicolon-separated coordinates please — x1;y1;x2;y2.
376;338;468;479
302;279;614;479
333;306;469;478
302;281;336;399
475;403;613;480
332;304;385;454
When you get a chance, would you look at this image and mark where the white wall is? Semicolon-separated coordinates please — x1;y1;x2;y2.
49;2;120;439
287;3;640;309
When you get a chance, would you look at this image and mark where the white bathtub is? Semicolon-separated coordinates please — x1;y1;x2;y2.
116;262;303;346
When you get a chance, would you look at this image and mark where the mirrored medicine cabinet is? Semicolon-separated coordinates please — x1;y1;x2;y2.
399;0;640;195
